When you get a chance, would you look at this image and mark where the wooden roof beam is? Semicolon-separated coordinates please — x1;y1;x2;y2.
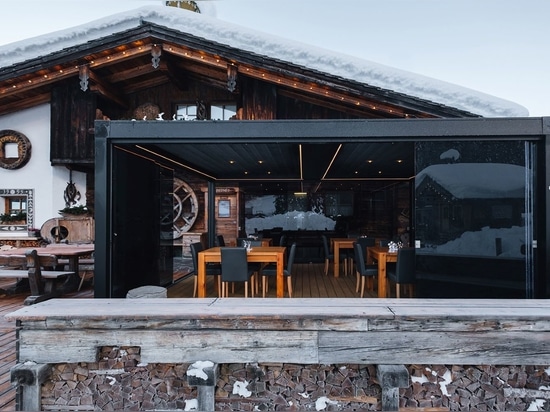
86;43;154;69
0;66;78;98
0;93;51;116
87;69;128;109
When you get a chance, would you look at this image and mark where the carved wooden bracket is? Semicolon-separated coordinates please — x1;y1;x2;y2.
79;65;89;92
227;64;238;93
151;45;162;69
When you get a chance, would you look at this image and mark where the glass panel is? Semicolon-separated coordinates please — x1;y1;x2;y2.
414;140;529;298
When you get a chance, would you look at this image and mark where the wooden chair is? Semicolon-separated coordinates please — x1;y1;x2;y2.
321;235;348;276
190;242;221;297
386;247;416;298
261;242;296;298
353;242;378;298
236;238;263;294
216;235;226;247
220;247;256;297
349;237;375;275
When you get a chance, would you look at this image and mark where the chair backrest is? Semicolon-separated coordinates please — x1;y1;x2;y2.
189;242;204;274
395;247;416;283
286;242;297;274
379;239;390;247
357;237;376;249
321;235;331;257
216;235;226;247
356;237;375;253
353;242;368;275
220;247;250;282
279;234;286;247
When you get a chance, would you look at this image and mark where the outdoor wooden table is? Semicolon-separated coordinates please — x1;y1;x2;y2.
0;244;94;271
0;244;94;292
367;246;398;298
331;238;355;278
197;246;286;297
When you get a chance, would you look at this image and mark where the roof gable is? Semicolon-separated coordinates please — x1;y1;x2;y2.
0;5;528;118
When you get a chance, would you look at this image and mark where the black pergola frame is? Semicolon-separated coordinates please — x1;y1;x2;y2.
94;117;550;298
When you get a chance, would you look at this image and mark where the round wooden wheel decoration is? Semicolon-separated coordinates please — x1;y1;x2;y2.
161;178;198;239
0;130;32;170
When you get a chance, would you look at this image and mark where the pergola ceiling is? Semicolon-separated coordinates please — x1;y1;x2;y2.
150;140;414;193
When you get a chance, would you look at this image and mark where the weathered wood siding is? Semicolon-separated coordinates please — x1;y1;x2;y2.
7;298;550;366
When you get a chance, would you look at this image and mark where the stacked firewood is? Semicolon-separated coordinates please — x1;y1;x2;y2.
39;346;549;411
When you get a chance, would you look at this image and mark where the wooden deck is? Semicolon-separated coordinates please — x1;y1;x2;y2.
0;262;369;410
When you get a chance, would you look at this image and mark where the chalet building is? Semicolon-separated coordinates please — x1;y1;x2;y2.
0;5;548;299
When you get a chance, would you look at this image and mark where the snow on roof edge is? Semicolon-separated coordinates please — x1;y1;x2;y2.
0;5;529;118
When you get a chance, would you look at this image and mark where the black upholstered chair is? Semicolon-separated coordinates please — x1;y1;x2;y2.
190;242;221;297
386;247;416;298
220;247;256;297
353;242;378;298
261;242;296;298
216;235;226;247
321;234;348;276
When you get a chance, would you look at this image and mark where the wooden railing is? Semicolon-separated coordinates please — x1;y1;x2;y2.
6;298;550;410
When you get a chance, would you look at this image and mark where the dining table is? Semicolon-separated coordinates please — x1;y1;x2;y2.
197;246;286;297
330;238;355;278
366;245;398;298
0;243;95;291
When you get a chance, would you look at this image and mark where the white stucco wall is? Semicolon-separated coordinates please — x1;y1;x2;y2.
0;104;87;232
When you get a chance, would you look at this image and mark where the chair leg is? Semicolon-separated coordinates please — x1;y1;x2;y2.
287;276;293;298
324;258;329;275
193;276;197;298
396;283;401;299
262;276;267;298
78;270;92;291
360;277;366;298
355;270;360;293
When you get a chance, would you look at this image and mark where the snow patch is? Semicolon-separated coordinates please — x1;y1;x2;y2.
232;380;252;398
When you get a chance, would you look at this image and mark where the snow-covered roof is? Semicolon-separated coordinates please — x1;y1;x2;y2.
0;5;528;118
415;163;525;199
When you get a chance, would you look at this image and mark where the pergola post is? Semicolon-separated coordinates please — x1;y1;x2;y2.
377;364;409;411
11;363;51;411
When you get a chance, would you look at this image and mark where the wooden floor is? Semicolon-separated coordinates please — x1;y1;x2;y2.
0;262;374;411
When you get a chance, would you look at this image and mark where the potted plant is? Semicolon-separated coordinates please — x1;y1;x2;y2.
58;204;91;217
0;211;27;225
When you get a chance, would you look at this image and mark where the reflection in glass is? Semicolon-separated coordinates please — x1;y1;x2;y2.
414;141;530;298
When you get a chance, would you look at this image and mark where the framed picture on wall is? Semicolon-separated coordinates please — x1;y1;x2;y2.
218;199;231;217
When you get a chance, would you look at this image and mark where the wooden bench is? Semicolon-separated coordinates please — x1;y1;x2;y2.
0;250;75;305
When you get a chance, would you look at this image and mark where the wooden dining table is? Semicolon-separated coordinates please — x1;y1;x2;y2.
331;238;355;278
366;246;398;298
197;246;286;298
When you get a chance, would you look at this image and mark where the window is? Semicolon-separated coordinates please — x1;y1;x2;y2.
6;196;26;215
211;104;236;120
0;189;34;229
176;104;197;120
175;103;236;121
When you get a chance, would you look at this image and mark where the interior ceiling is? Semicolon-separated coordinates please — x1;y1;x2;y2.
151;140;414;193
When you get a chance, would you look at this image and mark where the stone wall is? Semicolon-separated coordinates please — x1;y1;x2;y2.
39;346;550;411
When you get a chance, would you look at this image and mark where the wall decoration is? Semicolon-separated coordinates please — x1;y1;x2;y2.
0;130;32;170
218;199;231;218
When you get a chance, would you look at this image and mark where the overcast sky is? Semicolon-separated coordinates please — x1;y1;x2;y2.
1;0;548;117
